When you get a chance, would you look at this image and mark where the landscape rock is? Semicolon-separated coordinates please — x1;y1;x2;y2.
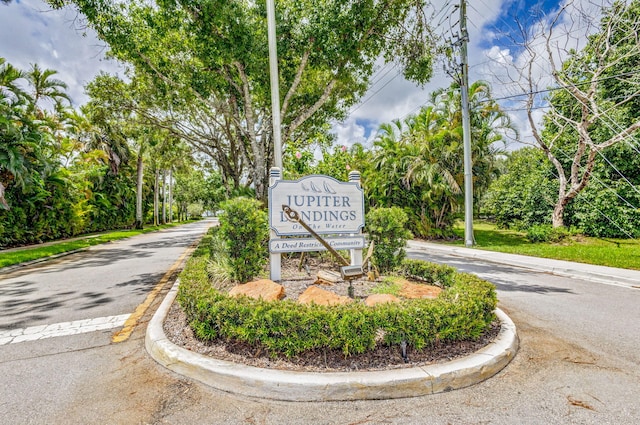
398;279;442;299
364;293;401;307
229;279;285;301
297;286;353;306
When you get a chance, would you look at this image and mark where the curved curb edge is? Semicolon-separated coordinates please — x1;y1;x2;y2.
146;280;519;401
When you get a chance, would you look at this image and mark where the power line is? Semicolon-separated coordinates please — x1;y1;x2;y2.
347;68;403;115
482;69;640;104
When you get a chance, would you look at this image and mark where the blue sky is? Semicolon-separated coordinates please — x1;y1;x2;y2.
1;0;587;148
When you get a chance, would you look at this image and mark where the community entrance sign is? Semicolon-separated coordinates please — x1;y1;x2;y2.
268;170;365;281
269;175;364;236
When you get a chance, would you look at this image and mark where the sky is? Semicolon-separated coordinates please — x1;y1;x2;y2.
0;0;593;149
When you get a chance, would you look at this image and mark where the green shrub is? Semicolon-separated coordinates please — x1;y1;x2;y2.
177;239;497;358
526;224;571;243
366;207;413;273
398;259;457;287
218;197;268;283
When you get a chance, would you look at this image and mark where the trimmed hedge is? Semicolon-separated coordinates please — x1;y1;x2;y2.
177;229;497;358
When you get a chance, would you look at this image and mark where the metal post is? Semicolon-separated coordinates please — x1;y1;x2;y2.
460;0;474;247
269;167;282;281
348;171;363;266
266;0;283;169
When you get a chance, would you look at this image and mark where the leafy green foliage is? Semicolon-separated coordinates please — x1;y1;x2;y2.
313;144;355;182
366;207;412;273
397;259;457;287
0;57;202;247
218;197;268;283
566;180;640;238
364;81;512;238
525;224;572;243
482;147;557;230
45;0;439;201
528;1;640;228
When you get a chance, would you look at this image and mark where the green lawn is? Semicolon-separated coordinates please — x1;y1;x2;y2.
442;221;640;270
0;222;189;269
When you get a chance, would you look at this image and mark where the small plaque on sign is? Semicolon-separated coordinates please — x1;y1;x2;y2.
269;236;365;253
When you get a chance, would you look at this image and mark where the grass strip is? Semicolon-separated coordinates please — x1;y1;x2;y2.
0;222;187;268
445;221;640;270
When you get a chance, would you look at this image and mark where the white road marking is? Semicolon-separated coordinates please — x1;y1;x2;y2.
0;314;130;345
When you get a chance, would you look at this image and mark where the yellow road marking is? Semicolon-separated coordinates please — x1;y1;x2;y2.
112;241;197;343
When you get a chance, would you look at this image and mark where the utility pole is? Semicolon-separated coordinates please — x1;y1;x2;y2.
266;0;283;169
459;0;474;247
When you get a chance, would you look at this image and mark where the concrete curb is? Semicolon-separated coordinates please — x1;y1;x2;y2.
146;280;519;401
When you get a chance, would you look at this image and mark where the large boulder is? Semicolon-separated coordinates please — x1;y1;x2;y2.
228;279;285;301
364;293;401;307
398;279;442;299
297;286;353;306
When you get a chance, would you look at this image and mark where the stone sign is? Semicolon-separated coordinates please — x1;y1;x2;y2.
268;174;364;236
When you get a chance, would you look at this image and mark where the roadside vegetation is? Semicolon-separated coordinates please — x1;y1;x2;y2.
0;222;188;268
447;221;640;271
3;1;638;272
177;213;496;358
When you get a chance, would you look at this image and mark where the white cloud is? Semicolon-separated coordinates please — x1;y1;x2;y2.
332;0;609;148
331;0;511;146
1;0;605;149
0;0;123;107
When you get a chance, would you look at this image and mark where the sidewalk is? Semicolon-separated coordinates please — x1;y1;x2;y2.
407;240;640;289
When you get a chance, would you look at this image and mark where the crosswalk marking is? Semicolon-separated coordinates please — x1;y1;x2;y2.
0;314;130;345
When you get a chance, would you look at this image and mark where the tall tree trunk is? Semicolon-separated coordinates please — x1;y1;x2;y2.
552;199;568;228
154;168;159;226
161;170;167;224
168;168;173;223
135;151;144;229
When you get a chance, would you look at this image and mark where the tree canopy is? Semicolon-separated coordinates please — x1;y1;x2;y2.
47;0;438;200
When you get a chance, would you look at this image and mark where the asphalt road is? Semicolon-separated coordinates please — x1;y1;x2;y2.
1;227;639;424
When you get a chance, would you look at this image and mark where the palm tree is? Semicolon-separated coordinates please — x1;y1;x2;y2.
430;81;515;205
0;58;27;107
368;121;407;208
25;63;71;115
366;81;513;237
1;59;56;210
80;102;131;175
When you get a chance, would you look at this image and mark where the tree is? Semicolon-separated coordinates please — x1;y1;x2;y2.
483;148;558;229
47;0;438;201
497;0;640;228
366;81;512;238
25;63;71;115
1;58;59;211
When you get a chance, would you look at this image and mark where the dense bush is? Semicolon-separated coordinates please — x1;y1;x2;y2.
366;207;413;273
525;224;574;243
217;197;269;283
482;147;557;230
177;236;497;358
566;182;640;238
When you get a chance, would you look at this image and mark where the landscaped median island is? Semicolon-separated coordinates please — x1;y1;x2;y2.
169;227;500;372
